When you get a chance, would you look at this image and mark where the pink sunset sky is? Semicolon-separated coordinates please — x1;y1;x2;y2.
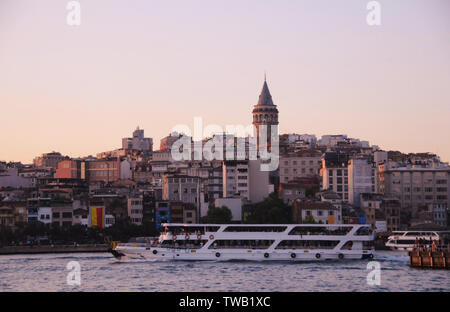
0;0;449;163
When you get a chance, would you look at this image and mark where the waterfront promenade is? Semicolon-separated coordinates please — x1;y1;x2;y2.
0;244;109;255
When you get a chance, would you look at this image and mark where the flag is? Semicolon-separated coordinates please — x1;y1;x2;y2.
90;206;105;228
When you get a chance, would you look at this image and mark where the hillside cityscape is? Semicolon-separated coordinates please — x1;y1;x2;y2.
1;79;449;246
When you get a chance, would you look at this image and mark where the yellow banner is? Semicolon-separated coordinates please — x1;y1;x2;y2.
90;206;104;228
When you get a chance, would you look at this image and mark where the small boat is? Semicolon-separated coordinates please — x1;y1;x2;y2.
385;230;450;251
110;223;375;261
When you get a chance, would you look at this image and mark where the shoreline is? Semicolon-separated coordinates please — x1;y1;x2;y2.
0;244;390;255
0;244;110;255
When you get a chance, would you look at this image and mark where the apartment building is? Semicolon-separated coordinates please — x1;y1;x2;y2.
278;182;306;205
170;202;197;223
292;200;342;224
51;200;74;227
222;160;269;204
127;195;143;225
378;164;450;214
380;198;401;231
56;160;85;179
122;127;153;152
0;200;27;228
348;158;375;206
321;152;350;202
223;160;250;199
162;175;200;205
279;149;322;183
33;152;68;169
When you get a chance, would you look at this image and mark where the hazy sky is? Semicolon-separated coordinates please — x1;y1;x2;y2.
1;0;449;163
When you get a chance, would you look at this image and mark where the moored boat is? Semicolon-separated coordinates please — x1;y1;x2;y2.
385;230;450;251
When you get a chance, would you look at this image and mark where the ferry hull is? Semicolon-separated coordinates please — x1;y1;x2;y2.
111;246;374;262
386;246;413;252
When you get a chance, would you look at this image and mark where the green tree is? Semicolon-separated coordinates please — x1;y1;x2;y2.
104;218;144;242
305;185;319;198
205;206;233;224
303;214;316;224
245;192;291;224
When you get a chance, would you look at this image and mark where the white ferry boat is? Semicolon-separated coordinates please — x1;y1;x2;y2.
385;230;450;251
110;223;375;261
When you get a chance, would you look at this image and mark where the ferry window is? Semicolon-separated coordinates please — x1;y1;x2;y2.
356;227;372;236
341;241;353;250
161;239;208;249
223;226;287;232
276;240;339;249
289;226;352;236
208;240;274;249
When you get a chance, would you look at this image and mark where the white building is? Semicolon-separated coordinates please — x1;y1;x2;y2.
318;135;370;148
300;203;342;224
285;134;317;145
223;160;249;199
120;159;133;180
322;154;375;206
38;207;52;224
348;158;375;206
222;159;269;204
105;214;115;228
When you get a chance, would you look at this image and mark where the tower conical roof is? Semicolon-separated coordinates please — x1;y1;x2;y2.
256;80;274;106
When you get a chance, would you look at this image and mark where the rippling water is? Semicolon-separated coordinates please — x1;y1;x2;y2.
0;251;448;291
